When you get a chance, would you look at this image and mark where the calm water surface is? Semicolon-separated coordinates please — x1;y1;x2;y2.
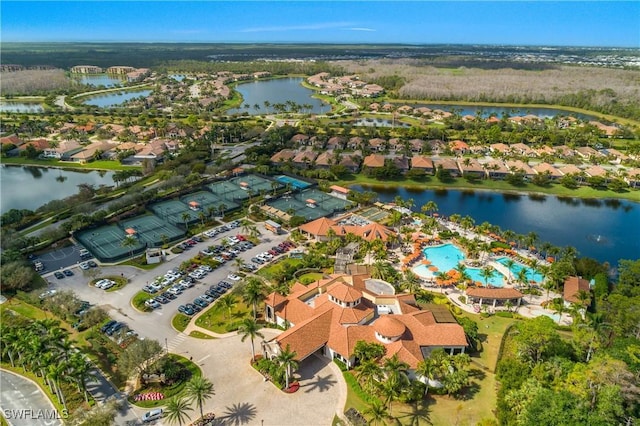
412;104;597;120
227;78;329;115
1;165;114;213
73;74;125;87
352;185;640;265
83;90;152;107
0;102;45;113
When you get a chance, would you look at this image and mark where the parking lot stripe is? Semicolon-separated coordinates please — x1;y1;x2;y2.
197;354;211;363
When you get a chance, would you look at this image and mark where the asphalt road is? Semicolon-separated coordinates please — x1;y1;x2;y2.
0;370;64;426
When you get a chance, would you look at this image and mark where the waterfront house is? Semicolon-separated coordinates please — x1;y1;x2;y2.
483;159;510;180
362;154;386;169
563;276;591;308
433;157;461;177
410;155;434;174
457;158;485;178
532;162;562;180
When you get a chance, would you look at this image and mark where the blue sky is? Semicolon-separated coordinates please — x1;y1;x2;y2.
1;1;639;47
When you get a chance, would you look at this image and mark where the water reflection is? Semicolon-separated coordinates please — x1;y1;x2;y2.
557;196;580;206
581;198;602;207
502;193;521;202
25;166;43;179
528;193;547;203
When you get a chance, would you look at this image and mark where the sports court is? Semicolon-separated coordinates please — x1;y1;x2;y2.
266;188;353;221
207;181;250;203
275;175;313;190
358;206;390;222
149;200;199;226
180;191;239;217
76;224;145;263
229;174;282;195
119;215;185;247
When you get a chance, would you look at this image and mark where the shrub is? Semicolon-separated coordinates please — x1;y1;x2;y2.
333;358;348;372
496;311;514;318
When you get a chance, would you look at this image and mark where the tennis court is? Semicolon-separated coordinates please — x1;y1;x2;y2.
149;200;199;226
179;191;233;216
266;189;353;221
358;206;390;222
119;215;185;247
76;224;145;263
229;174;282;194
207;181;250;203
275;175;313;190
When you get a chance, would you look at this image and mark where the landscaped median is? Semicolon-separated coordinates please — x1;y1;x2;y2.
194;296;252;334
131;291;154;312
172;313;191;332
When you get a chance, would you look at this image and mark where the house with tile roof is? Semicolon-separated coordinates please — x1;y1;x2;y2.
483;159;510;180
292;149;318;169
263;274;468;370
505;160;536;179
532;162;562;180
362;154;386;169
314;150;335;169
270;149;297;164
449;140;469;156
297;215;397;243
368;138;387;152
433;158;461;177
410;156;434;174
457;158;485;178
563;276;591;314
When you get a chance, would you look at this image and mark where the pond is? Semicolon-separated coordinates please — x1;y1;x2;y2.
0;165;115;213
410;103;597;121
170;74;186;82
351;184;640;265
226;78;330;115
72;74;125;87
0;102;45;113
82;90;152;108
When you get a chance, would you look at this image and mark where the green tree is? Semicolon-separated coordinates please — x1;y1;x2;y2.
242;277;266;320
185;376;215;421
353;340;386;364
275;344;298;389
217;294;237;320
237;318;264;361
164;396;193;426
363;399;391;426
514;316;561;364
118;339;164;380
121;235;138;258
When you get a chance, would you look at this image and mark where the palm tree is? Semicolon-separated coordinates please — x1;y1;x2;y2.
503;259;515;282
421;200;438;217
121;235;138;258
454;263;471;289
382;354;410;390
363;399;391;426
415;357;437;396
181;212;191;230
237;318;264;361
185;376;215;421
68;352;95;403
218;203;227;219
479;266;495;287
242;277;266;320
355;360;384;393
217;294;236;320
549;298;566;324
164;396;193;426
275;344;298;389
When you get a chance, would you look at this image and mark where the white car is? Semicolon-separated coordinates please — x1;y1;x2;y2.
168;285;183;295
79;262;90;270
145;299;161;309
199;265;213;272
227;274;241;282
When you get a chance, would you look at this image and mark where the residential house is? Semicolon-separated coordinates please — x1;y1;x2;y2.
449;140;469;156
292;149;318;169
575;146;605;161
326;136;346;151
589;121;620;138
602;148;628;164
314;150;335;169
18;139;49;153
0;134;23;148
563;276;591;308
536;145;556;157
270;149;297;164
362;154;386;170
623;168;640;188
433;157;460;177
510;143;537;158
133;139;167;163
291;134;310;146
558;164;582;176
263;273;467;370
505;160;536;179
410;156;434;175
392;156;410;174
489;143;510;156
554;145;576;159
42;140;83;159
408;139;425;153
339;153;361;173
457;158;485;178
347;137;364;150
69;142;115;164
583;165;609;182
532;162;563;180
483;159;510;180
368;138;386;152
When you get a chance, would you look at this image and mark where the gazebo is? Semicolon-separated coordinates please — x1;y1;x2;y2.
306;199;317;209
465;287;523;310
125;228;137;236
239;181;250;190
188;201;200;211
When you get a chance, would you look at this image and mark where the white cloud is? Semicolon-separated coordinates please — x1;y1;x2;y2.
346;27;376;32
239;21;354;33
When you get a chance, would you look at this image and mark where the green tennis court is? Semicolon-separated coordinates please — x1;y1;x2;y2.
207;181;249;203
266;188;353;221
180;191;239;216
229;174;282;194
76;224;145;263
119;215;185;247
149;200;199;226
359;206;390;222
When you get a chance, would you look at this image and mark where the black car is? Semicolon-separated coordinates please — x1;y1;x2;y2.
186;302;201;313
54;271;65;279
63;269;74;276
179;305;195;316
205;289;220;299
192;236;203;243
162;292;177;300
155;295;170;304
101;320;117;333
193;298;208;308
88;260;98;268
106;322;125;336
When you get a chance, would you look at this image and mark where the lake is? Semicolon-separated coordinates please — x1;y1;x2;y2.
411;103;597;120
82;90;152;107
226;78;330;115
0;102;45;113
73;74;125;87
0;165;115;213
351;184;640;265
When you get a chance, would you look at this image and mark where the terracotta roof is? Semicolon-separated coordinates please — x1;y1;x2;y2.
374;316;406;337
559;164;582;175
265;292;287;307
363;154;385;168
533;162;562;178
563;276;590;304
329;185;350;194
327;282;362;303
410;155;433;169
359;222;395;242
270;149;296;163
584;165;607;178
466;287;523;299
450;140;469;150
277;309;334;361
298;217;336;237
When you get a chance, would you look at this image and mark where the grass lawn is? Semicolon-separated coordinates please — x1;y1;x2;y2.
337;173;640;202
256;258;303;281
194;299;252;334
189;330;216;339
0;157;138;171
172;313;191;332
103;276;128;292
129;354;201;408
297;272;324;283
131;291;153;312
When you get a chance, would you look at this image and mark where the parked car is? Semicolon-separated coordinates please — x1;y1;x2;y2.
54;271;65;279
162;292;177;300
143;285;158;294
145;299;161;309
227;274;241;282
87;260;98;268
106;322;125;336
101;320;117;333
193;298;209;308
154;295;170;304
200;294;214;303
79;261;90;270
142;408;163;423
63;269;74;276
178;305;195;316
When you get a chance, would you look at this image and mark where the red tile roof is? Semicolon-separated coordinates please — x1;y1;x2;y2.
563;276;590;304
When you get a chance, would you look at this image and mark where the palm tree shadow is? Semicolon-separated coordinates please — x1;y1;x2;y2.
303;374;337;393
397;401;433;425
212;402;257;425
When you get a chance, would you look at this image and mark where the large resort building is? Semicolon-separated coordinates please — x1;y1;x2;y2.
262;273;468;372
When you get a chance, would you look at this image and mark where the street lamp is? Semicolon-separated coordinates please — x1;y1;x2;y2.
165;338;168;353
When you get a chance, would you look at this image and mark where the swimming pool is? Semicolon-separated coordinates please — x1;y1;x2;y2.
412;243;504;287
275;175;312;190
496;257;544;284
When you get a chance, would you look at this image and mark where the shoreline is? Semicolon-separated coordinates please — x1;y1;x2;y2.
339;178;640;203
